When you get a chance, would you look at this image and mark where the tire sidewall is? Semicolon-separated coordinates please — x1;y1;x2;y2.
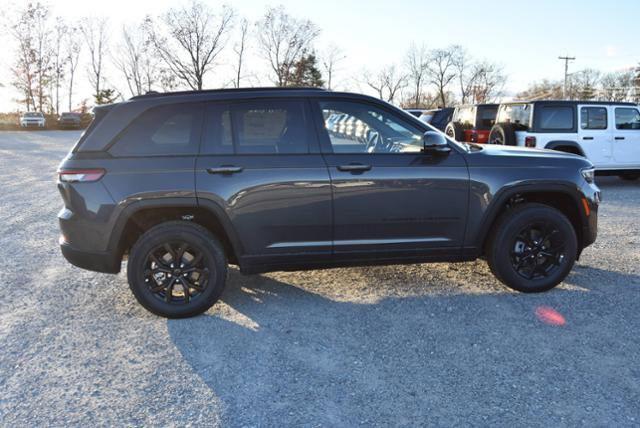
490;206;577;293
127;224;227;318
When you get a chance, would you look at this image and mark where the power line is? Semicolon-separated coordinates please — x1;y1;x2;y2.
558;55;576;99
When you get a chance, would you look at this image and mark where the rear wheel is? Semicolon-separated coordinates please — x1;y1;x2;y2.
487;203;577;293
127;221;227;318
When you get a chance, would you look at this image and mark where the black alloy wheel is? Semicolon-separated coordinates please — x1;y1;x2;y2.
144;242;210;304
510;222;565;280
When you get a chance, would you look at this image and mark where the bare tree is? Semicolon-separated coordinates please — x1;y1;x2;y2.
569;68;601;100
65;24;82;110
470;61;506;103
364;65;407;103
80;17;109;101
517;79;563;101
113;24;163;96
600;70;634;102
320;43;345;90
51;17;67;114
405;43;430;107
146;1;234;91
232;18;249;88
9;6;38;110
256;6;320;86
426;47;458;108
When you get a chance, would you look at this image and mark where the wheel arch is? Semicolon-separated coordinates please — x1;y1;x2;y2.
108;198;243;265
475;183;589;255
544;140;585;156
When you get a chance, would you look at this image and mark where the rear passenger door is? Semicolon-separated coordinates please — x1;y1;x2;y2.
612;106;640;167
195;98;333;265
578;105;613;167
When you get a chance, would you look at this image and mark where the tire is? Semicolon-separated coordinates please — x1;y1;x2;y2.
127;221;228;318
619;173;639;181
445;122;465;141
488;123;517;146
486;203;577;293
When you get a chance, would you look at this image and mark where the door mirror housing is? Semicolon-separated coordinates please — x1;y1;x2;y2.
423;131;451;154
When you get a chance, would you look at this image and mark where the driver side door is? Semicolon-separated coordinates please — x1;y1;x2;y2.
312;98;469;258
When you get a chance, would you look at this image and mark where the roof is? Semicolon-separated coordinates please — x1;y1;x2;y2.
129;86;327;100
502;100;636;106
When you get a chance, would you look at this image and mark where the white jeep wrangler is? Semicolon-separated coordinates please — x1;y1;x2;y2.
488;101;640;180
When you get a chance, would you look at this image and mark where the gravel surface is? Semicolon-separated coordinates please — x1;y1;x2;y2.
0;131;639;427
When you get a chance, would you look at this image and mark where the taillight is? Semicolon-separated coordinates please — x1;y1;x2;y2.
470;130;478;143
58;169;105;183
525;136;537;148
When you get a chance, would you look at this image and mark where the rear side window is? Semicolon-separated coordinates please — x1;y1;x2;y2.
203;100;310;154
581;107;607;130
110;104;202;156
615;108;640;130
496;104;531;129
476;106;497;130
454;107;475;127
537;106;574;131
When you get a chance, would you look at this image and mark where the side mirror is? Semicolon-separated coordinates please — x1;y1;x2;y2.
423;131;451;154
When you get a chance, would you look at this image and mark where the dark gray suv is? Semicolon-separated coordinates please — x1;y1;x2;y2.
57;88;600;318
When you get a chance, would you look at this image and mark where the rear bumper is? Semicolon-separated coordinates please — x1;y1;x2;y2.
60;239;121;274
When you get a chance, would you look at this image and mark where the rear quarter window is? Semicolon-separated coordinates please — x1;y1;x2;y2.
536;106;575;131
109;104;202;157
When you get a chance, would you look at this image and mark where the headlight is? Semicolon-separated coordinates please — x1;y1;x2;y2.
581;167;595;183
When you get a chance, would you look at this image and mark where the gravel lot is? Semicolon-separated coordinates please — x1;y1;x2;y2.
0;131;639;427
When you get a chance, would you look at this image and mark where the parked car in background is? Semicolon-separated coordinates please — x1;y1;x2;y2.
418;108;455;132
19;112;46;128
488;101;640;180
58;112;82;129
405;109;428;118
57;87;599;318
445;104;498;143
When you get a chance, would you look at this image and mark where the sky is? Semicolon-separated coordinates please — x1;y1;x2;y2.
0;0;638;111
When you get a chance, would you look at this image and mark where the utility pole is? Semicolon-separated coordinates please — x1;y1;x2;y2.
558;55;576;99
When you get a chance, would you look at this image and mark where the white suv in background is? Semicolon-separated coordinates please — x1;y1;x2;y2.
19;111;46;128
488;101;640;180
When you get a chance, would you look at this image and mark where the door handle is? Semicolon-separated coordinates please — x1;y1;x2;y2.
337;164;372;172
582;136;594;140
207;165;244;174
615;136;625;140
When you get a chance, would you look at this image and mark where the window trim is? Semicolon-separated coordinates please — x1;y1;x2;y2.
311;97;428;155
614;107;640;131
580;106;609;130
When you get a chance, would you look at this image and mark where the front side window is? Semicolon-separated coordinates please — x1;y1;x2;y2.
110;104;201;156
581;107;607;130
320;101;423;154
615;108;640;130
537;106;574;130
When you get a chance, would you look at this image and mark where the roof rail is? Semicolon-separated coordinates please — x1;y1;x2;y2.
130;86;327;100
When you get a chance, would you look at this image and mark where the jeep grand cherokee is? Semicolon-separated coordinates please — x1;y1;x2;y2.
57;88;600;318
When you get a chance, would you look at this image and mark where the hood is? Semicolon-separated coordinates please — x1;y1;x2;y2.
466;144;593;169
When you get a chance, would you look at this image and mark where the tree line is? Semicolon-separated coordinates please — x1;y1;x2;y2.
4;1;640;114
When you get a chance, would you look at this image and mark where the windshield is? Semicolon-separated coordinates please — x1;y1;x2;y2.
24;112;42;118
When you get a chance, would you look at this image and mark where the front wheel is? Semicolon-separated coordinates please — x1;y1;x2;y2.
486;203;577;293
127;221;228;318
